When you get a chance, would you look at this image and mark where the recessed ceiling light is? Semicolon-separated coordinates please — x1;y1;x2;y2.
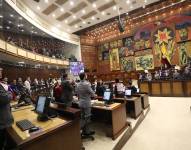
82;9;86;14
126;0;130;4
0;15;3;18
8;21;12;24
113;6;117;10
92;3;97;8
52;14;55;17
60;8;64;12
75;25;78;28
37;6;41;10
101;11;105;15
44;0;49;3
82;21;86;24
91;16;95;20
10;14;14;17
19;17;22;20
0;26;2;29
70;1;74;6
6;26;10;29
65;20;68;23
126;12;129;15
73;15;76;19
21;29;24;32
144;0;147;3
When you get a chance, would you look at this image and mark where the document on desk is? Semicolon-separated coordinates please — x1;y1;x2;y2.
12;108;67;140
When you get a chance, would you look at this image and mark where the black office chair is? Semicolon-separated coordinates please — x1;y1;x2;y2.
80;108;95;141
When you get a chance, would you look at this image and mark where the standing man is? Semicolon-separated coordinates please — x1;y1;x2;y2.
24;77;31;95
76;73;96;136
0;76;14;149
60;74;73;107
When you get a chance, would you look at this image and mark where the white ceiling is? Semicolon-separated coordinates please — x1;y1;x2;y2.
20;0;160;34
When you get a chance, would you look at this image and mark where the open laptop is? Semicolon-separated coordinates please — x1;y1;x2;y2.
125;89;132;98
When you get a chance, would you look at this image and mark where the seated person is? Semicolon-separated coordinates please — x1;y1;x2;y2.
10;79;20;100
114;78;125;97
173;69;180;80
154;71;160;80
126;81;137;95
95;81;105;97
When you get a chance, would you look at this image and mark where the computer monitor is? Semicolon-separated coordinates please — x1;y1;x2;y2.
35;96;50;118
103;91;111;101
125;90;132;97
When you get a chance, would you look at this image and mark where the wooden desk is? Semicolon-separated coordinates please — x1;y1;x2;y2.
133;94;149;109
73;101;127;140
7;106;82;150
114;97;143;119
92;102;127;140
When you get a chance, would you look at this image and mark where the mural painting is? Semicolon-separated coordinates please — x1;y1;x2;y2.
135;55;154;70
109;48;120;71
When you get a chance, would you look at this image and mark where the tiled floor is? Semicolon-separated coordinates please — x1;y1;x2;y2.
122;97;191;150
84;97;191;150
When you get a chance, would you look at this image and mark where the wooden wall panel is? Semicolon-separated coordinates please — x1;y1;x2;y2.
151;82;160;95
172;81;184;96
185;81;191;96
161;82;171;96
140;82;149;93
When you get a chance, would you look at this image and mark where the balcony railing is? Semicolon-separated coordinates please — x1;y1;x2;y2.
0;39;69;66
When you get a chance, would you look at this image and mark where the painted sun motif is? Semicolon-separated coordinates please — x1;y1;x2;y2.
155;28;172;44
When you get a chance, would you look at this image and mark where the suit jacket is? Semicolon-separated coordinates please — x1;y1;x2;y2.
0;83;14;129
76;80;95;108
60;80;73;106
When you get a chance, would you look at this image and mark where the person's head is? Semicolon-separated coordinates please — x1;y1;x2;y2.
3;77;8;84
62;73;68;80
13;79;17;85
115;78;119;83
27;77;30;81
79;72;86;80
127;81;132;87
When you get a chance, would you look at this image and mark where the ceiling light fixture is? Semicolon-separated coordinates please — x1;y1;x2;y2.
126;0;130;4
65;20;68;23
82;21;86;24
19;17;22;20
6;26;10;29
52;14;55;17
82;9;86;14
60;8;64;12
91;16;95;20
37;6;41;10
70;1;74;6
73;15;76;19
10;14;14;17
92;3;97;8
101;11;105;15
0;26;2;29
113;6;117;10
44;0;49;3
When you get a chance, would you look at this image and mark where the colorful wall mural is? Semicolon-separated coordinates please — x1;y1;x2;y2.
109;48;120;71
98;13;191;72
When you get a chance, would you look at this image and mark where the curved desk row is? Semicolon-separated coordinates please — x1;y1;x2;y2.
139;80;191;97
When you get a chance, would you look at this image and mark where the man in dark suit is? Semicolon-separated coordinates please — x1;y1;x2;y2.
60;74;73;107
0;77;14;149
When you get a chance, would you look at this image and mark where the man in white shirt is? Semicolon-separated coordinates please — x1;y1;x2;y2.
24;77;31;95
114;78;125;97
